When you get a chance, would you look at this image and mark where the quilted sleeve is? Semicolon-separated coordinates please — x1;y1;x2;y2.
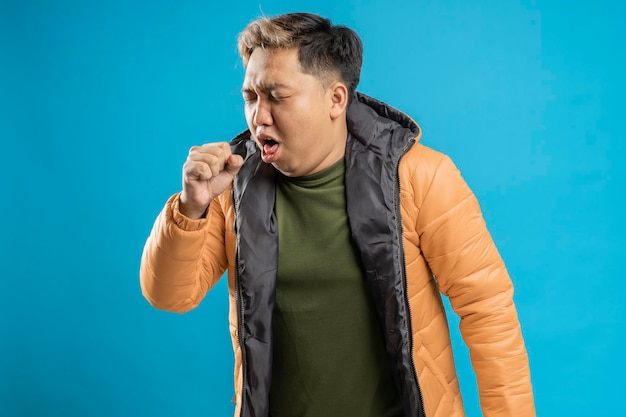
415;154;536;417
139;193;228;313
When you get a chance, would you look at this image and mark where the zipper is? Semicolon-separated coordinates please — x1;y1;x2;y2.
394;137;426;417
233;185;247;417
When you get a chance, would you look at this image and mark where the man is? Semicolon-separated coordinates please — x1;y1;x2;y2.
140;12;535;417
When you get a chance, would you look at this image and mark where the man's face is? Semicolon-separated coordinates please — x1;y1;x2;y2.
242;47;345;177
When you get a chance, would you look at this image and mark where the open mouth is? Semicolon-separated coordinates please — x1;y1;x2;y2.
259;136;279;154
257;135;280;163
263;138;278;148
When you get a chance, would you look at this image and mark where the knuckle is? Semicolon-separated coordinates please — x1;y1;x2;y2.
182;160;194;171
197;164;210;178
199;165;212;179
215;144;227;157
206;154;218;164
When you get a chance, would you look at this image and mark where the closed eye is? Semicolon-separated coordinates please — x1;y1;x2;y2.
242;93;257;103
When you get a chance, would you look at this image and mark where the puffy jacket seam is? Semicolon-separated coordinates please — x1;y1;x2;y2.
172;219;208;232
452;286;512;311
482;392;532;398
417;193;474;237
425;227;483;260
154;239;202;263
141;285;196;311
472;352;528;362
412;152;446;213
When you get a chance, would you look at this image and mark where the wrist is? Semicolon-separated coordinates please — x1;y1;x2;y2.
178;197;208;220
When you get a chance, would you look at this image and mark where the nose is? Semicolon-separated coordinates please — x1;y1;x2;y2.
252;99;273;127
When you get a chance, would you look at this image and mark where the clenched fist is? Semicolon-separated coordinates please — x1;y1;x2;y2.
179;142;244;219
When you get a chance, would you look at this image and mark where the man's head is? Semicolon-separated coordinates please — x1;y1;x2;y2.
238;13;363;99
237;13;363;177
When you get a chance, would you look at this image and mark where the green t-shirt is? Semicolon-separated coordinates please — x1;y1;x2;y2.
270;159;403;417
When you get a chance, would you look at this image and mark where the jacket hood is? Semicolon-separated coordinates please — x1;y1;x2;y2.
347;92;421;148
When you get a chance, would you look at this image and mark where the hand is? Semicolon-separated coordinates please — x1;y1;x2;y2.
179;142;244;219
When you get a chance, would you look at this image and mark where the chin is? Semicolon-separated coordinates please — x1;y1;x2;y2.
272;162;296;177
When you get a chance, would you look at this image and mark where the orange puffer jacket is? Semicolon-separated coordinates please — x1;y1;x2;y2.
140;93;535;417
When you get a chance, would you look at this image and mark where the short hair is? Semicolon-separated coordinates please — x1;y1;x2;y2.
238;12;363;98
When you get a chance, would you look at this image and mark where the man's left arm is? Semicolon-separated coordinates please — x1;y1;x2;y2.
414;152;536;417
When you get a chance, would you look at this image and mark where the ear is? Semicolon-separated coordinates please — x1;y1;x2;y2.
328;82;349;120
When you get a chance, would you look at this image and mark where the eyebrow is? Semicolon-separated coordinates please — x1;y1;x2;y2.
241;83;290;94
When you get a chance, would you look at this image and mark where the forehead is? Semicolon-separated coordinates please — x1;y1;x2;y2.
243;48;305;87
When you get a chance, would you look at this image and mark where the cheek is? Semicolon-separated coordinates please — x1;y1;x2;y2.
244;107;253;125
277;108;310;132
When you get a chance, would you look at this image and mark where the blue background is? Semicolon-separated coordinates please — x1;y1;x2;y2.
1;0;624;415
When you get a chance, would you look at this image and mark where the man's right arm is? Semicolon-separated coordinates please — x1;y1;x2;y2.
139;143;243;313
